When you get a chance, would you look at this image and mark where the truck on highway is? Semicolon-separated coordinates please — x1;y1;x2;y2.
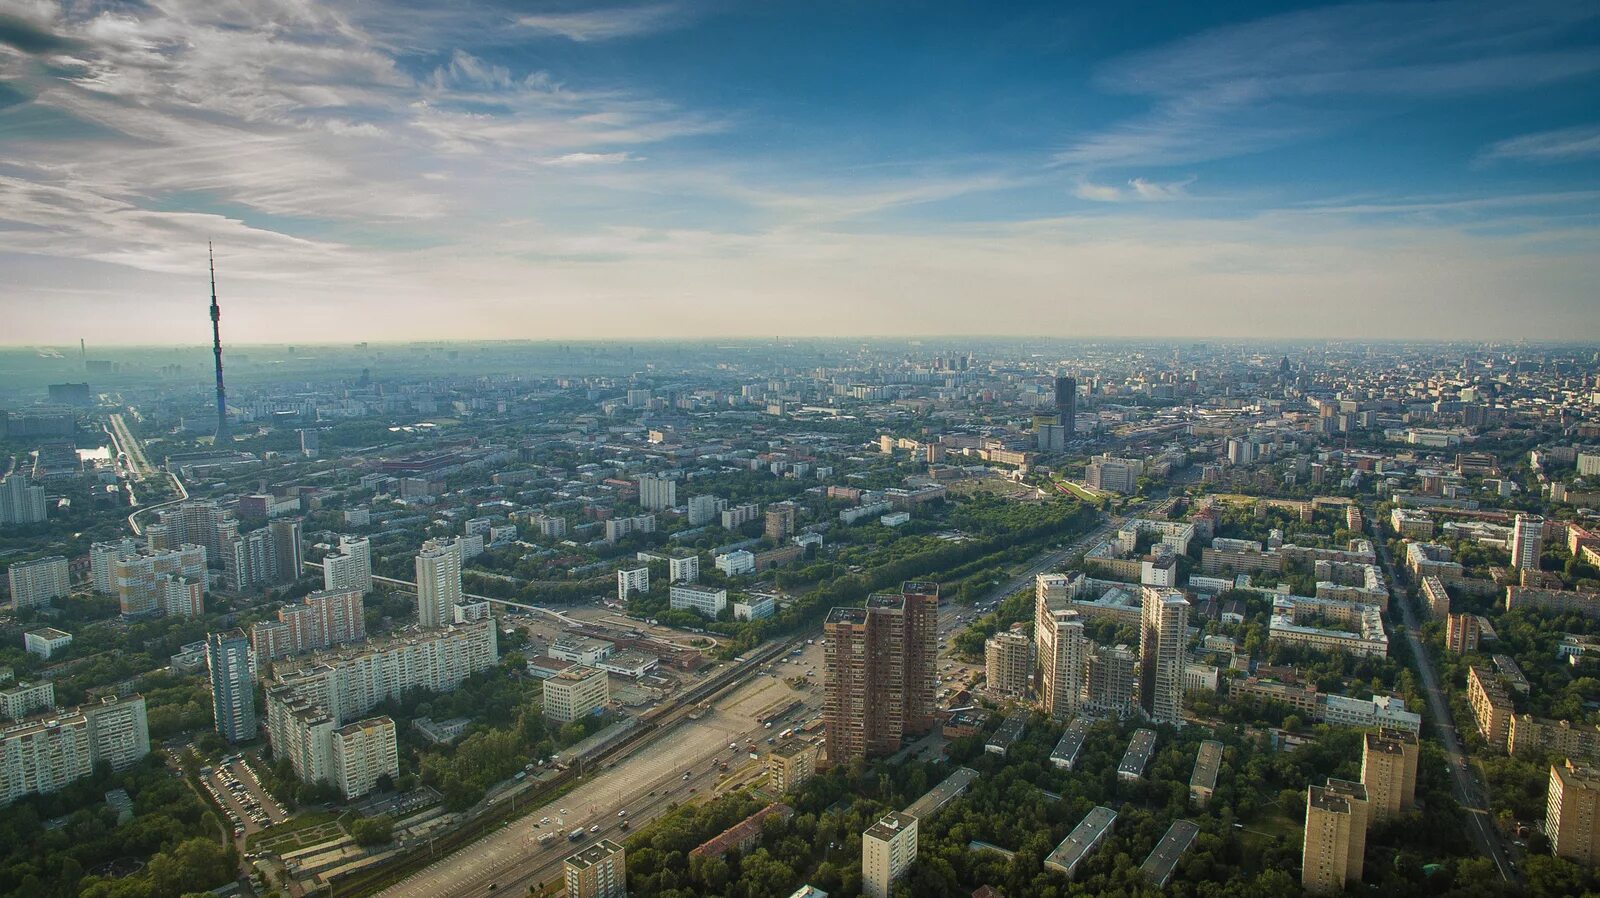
569;828;585;842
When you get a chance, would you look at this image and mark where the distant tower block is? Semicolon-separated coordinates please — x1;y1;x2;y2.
208;243;229;442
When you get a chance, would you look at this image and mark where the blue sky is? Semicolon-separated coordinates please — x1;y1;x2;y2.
0;0;1597;343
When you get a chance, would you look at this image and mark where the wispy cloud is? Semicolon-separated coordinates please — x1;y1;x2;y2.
1073;176;1192;202
541;152;641;166
1482;125;1600;163
1056;0;1600;169
517;4;680;41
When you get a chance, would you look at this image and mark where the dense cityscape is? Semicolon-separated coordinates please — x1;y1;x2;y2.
4;1;1600;898
0;338;1599;898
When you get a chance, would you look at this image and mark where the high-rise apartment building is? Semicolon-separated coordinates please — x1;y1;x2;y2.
1446;612;1480;654
264;619;496;734
323;535;373;593
330;716;399;800
1037;604;1089;719
685;494;724;527
1302;780;1368;894
824;604;894;764
148;500;237;560
1055;375;1077;435
862;811;918;898
823;581;941;763
207;629;257;743
1085;644;1140;717
1139;586;1190;725
159;574;204;617
223;527;274;592
1548;759;1600;865
7;556;70;609
764;502;798;542
89;538;139;594
984;630;1032;699
636;473;677;512
1512;514;1545;572
415;537;463;628
564;839;627;898
251;587;366;665
113;544;207;618
900;581;939;734
270;518;303;584
617;566;649;601
0;473;48;525
0;695;149;806
1360;731;1419;822
0;681;54;720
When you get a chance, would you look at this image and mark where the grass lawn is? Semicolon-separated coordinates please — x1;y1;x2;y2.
247;810;344;852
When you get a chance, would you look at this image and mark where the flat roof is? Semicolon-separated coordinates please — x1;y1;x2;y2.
565;839;624;870
864;810;917;842
825;607;868;625
986;712;1028;753
1190;740;1223;791
1051;717;1090;767
1140;819;1200;888
1118;729;1158;777
1044;805;1117;876
906;767;980;820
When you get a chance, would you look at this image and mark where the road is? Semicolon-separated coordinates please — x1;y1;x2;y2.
376;641;827;898
1370;510;1515;882
976;511;1122;608
379;511;1117;898
109;411;189;535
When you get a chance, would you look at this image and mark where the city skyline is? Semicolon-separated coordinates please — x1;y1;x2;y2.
1;0;1598;343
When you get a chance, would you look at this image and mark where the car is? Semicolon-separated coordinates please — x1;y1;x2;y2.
590;824;600;833
618;810;627;817
682;772;691;780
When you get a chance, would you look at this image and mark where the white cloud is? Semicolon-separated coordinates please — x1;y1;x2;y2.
1482;125;1600;163
1128;177;1192;200
517;4;680;42
1072;177;1191;202
1056;0;1600;169
542;152;640;166
1072;179;1125;202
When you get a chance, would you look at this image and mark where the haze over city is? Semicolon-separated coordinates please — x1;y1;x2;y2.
2;0;1599;344
9;5;1600;898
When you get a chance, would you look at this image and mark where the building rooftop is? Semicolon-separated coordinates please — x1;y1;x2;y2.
1190;740;1223;791
549;664;606;684
825;607;868;625
1308;783;1353;813
1051;717;1091;767
866;592;905;611
864;811;917;842
906;767;980;820
1118;728;1158;778
1140;819;1200;888
1044;805;1117;875
985;712;1028;754
565;839;624;870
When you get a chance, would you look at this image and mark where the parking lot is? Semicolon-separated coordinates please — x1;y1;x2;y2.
201;755;289;840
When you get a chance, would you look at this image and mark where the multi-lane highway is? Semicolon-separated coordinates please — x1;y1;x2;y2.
1370;508;1516;883
377;640;827;898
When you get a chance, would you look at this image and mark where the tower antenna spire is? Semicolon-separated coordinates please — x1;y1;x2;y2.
209;242;229;442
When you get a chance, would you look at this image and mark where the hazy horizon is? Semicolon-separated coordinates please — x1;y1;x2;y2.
2;0;1598;343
